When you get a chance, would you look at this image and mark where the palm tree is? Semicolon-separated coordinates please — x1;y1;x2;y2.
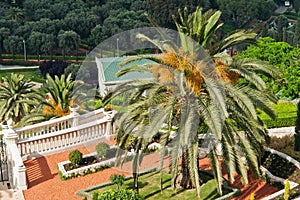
5;7;24;22
58;31;80;59
0;73;45;124
106;7;278;198
43;73;84;117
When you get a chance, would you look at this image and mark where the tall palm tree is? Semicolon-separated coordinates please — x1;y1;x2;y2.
0;73;44;124
106;7;278;198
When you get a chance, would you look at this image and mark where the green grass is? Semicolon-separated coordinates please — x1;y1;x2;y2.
90;171;231;200
0;68;45;83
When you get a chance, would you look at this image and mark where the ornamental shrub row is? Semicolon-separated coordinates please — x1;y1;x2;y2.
262;117;297;128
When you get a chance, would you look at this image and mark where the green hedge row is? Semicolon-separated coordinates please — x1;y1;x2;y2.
1;54;86;61
0;60;38;66
262;117;297;128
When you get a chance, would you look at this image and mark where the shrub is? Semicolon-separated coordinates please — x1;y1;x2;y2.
263;117;297;128
96;142;110;159
110;174;125;189
69;150;83;166
93;189;144;200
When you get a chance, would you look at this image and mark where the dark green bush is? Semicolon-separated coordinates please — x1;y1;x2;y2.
96;142;110;159
69;149;83;166
93;189;144;200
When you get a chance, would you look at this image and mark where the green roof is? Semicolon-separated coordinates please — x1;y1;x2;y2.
100;57;154;82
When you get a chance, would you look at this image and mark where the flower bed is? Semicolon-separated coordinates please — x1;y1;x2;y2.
58;146;130;180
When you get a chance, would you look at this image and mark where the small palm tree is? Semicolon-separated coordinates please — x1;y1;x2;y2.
0;73;44;124
43;73;84;117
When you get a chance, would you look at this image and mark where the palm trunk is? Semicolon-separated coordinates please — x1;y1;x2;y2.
179;149;193;189
133;172;139;194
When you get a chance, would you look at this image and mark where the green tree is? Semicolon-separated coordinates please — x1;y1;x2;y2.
3;35;23;59
58;30;80;59
64;11;99;39
0;73;44;124
5;6;24;22
89;25;106;48
277;15;288;42
28;31;43;58
0;27;10;58
293;20;300;47
217;0;276;28
239;37;300;99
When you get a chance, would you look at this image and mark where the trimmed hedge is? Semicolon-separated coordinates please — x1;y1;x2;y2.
262;117;297;128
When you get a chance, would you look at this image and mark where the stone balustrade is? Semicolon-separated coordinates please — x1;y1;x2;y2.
0;108;114;191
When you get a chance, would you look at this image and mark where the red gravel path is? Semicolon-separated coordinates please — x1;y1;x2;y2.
22;141;279;200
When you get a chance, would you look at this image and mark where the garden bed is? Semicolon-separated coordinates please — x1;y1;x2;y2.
58;146;131;180
77;168;240;200
261;147;300;199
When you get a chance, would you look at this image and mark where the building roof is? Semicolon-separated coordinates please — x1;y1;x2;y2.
99;57;154;83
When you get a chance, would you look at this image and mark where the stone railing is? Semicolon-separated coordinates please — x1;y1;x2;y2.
15;115;74;140
14;108;107;141
78;108;106;125
0;108;114;191
17;117;113;158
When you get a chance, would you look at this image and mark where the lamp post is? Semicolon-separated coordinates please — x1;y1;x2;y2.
22;39;26;62
117;38;119;57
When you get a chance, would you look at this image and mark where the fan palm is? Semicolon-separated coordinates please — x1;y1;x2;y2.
105;7;278;198
0;73;45;124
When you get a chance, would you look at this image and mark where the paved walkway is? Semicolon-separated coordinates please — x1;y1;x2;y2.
0;183;24;200
21;140;169;200
18;139;279;200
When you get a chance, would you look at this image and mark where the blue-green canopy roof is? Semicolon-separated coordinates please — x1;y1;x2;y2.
99;57;154;82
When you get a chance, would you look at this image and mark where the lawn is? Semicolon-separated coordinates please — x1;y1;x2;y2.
89;171;235;200
0;68;45;83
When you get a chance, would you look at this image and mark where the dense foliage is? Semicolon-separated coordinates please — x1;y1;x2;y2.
239;37;300;99
96;142;110;159
39;60;68;78
1;0;298;59
68;149;83;166
92;189;144;200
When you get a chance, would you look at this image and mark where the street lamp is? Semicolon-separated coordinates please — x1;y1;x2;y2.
22;39;26;62
117;38;119;57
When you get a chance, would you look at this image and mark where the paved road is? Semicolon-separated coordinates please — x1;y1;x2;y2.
0;65;38;70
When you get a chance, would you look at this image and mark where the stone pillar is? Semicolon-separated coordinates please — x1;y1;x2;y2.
70;106;80;127
4;119;18;145
17;165;27;190
105;113;114;139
